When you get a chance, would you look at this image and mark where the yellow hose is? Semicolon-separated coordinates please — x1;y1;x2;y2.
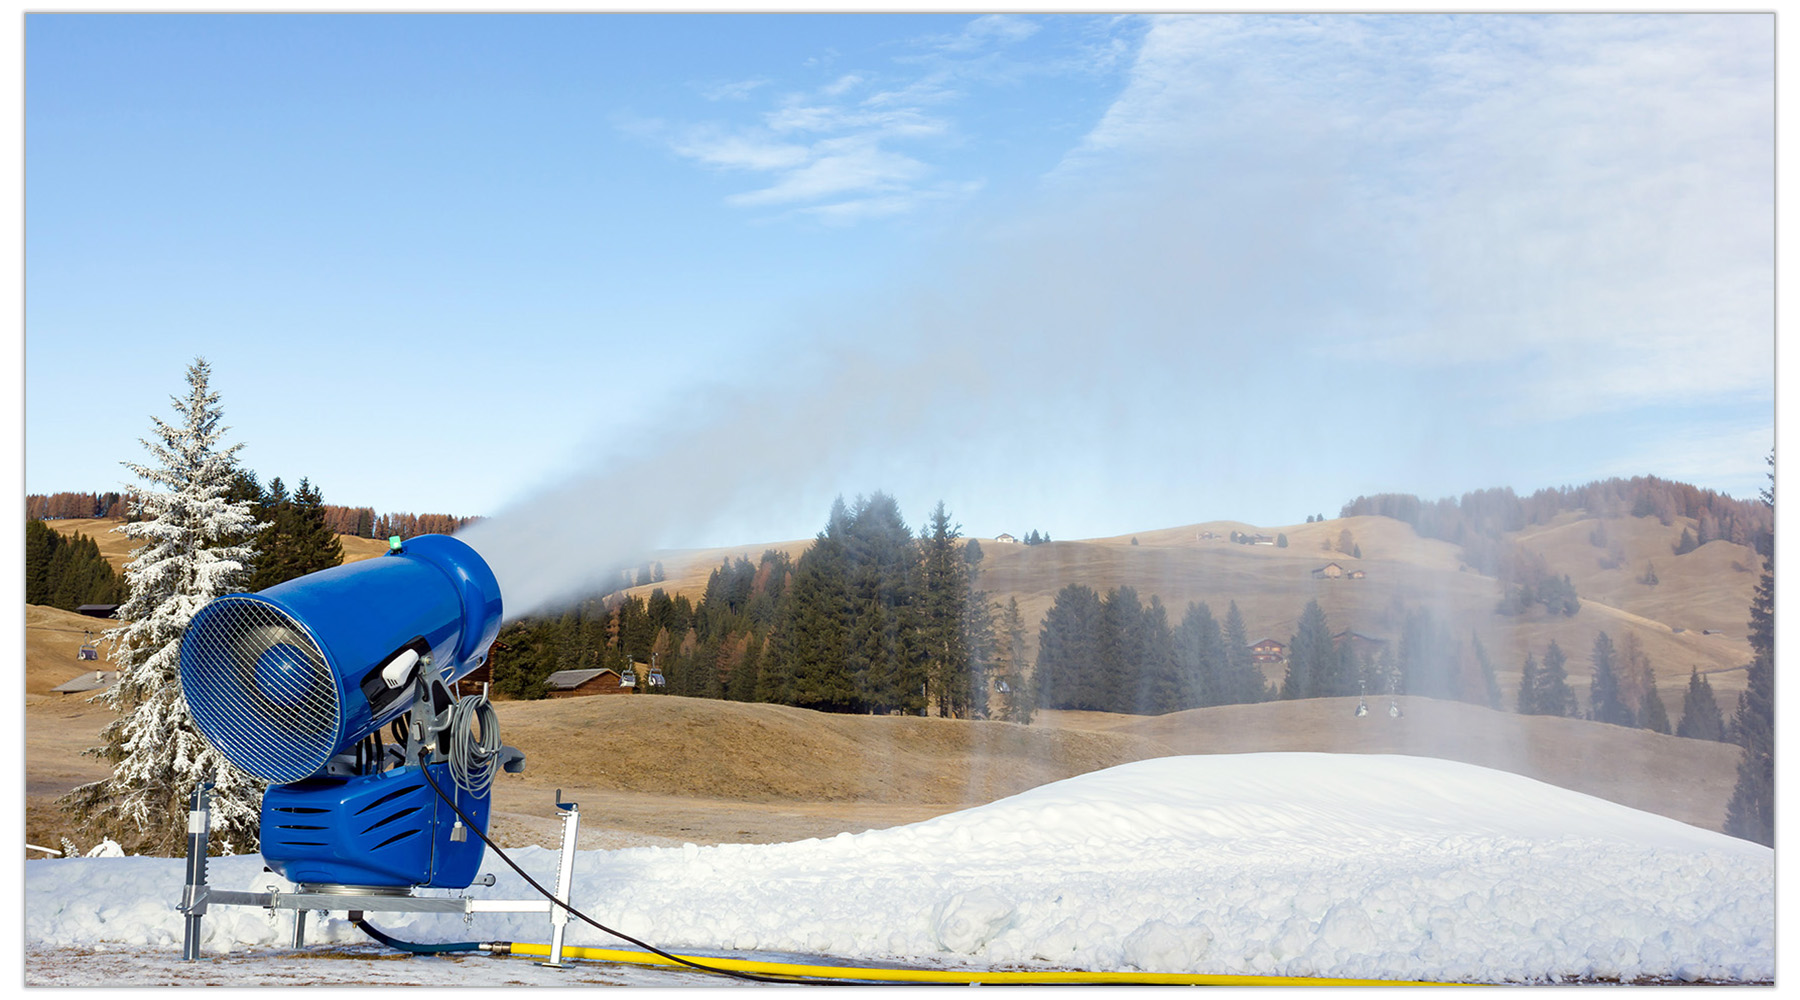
502;940;1442;985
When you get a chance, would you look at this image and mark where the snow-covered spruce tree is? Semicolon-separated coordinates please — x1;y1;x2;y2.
60;358;266;855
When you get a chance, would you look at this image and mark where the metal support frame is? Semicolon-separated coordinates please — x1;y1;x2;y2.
536;791;582;968
178;783;584;967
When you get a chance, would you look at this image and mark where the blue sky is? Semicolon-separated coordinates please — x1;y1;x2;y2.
24;13;1775;556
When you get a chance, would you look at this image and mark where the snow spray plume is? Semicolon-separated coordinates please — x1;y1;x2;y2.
461;14;1766;626
457;156;1372;621
455;343;963;620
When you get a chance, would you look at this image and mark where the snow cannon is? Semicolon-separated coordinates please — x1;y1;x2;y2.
179;534;522;890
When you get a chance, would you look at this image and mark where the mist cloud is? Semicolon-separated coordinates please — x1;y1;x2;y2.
464;14;1771;619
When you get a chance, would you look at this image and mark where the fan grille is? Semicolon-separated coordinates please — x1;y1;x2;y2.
181;597;342;784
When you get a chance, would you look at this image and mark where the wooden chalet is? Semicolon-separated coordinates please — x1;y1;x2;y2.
1332;630;1389;659
544;668;633;698
1249;638;1287;664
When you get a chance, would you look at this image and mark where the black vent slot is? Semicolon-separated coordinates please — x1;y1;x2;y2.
362;806;422;835
373;829;420;850
356;785;422;815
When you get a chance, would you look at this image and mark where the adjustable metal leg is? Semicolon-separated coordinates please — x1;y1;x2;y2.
179;781;214;961
292;909;307;949
538;793;581;968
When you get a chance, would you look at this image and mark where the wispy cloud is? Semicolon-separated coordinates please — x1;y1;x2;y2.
1595;419;1773;499
725;137;928;208
669;127;811;172
1056;13;1773;424
697;77;770;102
660;14;1104;224
933;13;1040;54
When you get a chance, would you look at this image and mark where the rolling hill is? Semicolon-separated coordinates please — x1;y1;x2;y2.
629;510;1759;717
29;500;1760;853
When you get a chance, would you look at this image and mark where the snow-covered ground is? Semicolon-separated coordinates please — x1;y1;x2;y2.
24;753;1774;985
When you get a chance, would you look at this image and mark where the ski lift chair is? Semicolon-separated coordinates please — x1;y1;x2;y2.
620;667;638;689
647;668;665;688
1354;698;1368;717
78;633;98;661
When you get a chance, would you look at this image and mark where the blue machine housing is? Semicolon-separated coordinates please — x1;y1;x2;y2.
181;534;503;787
261;762;490;888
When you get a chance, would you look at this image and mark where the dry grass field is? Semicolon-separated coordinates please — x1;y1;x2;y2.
26;508;1758;856
641;513;1758;718
48;517;391;574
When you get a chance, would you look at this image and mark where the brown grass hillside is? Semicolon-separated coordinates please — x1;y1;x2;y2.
26;604;117;696
26;666;1746;852
482;694;1742;843
29;507;1757;852
642;513;1757;718
47;517;391;574
495;695;1171;805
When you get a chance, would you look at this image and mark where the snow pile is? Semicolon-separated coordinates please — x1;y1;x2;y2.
26;754;1773;983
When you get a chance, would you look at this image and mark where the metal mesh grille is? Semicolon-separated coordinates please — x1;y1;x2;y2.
180;597;341;784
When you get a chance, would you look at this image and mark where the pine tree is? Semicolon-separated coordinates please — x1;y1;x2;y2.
1397;607;1458;700
1472;633;1501;710
1638;670;1672;735
26;523;127;610
61;359;264;855
1034;584;1103;711
1174;601;1221;709
1516;652;1541;715
290;479;345;575
840;493;921;714
1724;459;1773;845
247;476;343;592
1616;632;1667;733
1281;601;1325;699
1676;668;1726;741
990;597;1033;723
25;518;60;605
763;497;854;710
918;501;974;717
960;542;994;720
1537;640;1579;718
1220;601;1262;703
1589;632;1632;726
1132;595;1180;715
1098;586;1145;713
